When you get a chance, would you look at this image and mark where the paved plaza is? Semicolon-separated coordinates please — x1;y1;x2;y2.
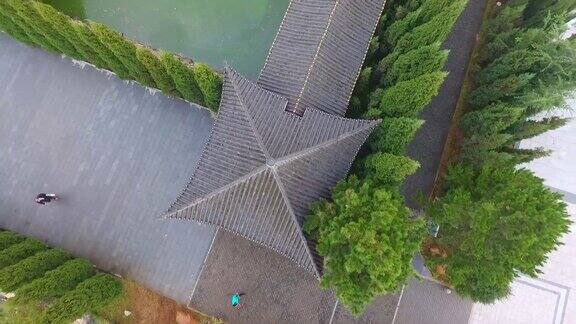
0;34;216;304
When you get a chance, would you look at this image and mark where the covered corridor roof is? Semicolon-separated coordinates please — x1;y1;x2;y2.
165;0;386;276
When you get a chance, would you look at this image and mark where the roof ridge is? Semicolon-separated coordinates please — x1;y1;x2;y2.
292;0;341;115
226;67;274;161
270;166;322;278
275;117;380;166
163;165;268;219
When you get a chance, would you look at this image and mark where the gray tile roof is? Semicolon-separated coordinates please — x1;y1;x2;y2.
165;67;378;276
258;0;386;116
166;0;385;276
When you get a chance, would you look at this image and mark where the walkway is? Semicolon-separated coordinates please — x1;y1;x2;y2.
397;0;489;322
0;34;216;304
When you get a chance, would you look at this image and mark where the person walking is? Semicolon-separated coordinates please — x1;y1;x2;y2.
35;193;59;205
230;293;245;309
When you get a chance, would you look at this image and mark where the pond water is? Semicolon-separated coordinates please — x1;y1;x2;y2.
46;0;289;77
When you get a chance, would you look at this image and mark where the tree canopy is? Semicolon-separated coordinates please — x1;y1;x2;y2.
305;177;425;316
426;163;571;303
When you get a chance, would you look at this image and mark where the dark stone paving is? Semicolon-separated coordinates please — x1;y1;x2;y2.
0;34;216;304
190;230;400;323
189;230;337;323
401;0;489;209
394;278;473;324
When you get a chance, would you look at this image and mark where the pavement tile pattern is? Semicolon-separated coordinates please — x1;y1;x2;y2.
0;34;216;304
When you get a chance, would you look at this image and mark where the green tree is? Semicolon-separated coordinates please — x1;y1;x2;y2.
0;249;72;292
383;42;449;85
136;47;177;95
364;153;420;185
504;147;551;164
385;8;422;46
43;274;123;324
523;0;576;27
393;0;467;55
427;163;570;303
468;73;534;108
0;239;47;269
460;103;524;137
194;63;223;112
369;117;424;155
509;117;569;141
0;231;24;251
368;72;447;118
161;52;204;105
305;177;426;316
16;259;95;302
91;22;155;87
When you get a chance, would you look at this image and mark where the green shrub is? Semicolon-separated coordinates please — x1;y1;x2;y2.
9;0;80;58
384;43;449;85
1;0;59;52
161;52;204;105
354;67;372;97
460;133;513;164
43;274;123;324
0;6;35;45
136;47;177;95
460;103;524;137
194;62;223;111
371;72;447;118
364;153;420;185
0;239;47;269
427;163;570;303
369;117;424;155
0;249;72;292
91;22;155;87
16;258;95;301
305;176;426;316
0;231;24;251
34;1;100;66
72;22;128;76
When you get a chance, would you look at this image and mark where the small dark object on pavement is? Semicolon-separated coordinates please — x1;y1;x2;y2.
35;193;59;205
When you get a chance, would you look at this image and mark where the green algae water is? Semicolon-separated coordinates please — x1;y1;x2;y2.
46;0;289;77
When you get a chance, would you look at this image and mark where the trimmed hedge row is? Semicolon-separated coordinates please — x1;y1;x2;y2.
43;273;123;324
0;0;222;112
0;231;25;251
0;238;47;269
16;258;95;302
0;230;123;322
0;249;72;292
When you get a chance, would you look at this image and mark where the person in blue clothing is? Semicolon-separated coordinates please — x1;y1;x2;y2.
230;293;245;308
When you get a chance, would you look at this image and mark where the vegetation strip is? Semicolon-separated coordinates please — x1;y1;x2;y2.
0;229;123;323
0;0;222;112
305;0;468;316
424;0;575;303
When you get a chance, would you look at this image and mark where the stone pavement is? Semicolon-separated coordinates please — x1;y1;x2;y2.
394;278;473;324
0;34;216;304
190;230;400;323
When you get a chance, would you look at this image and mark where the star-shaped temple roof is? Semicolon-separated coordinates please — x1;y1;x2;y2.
165;67;379;276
